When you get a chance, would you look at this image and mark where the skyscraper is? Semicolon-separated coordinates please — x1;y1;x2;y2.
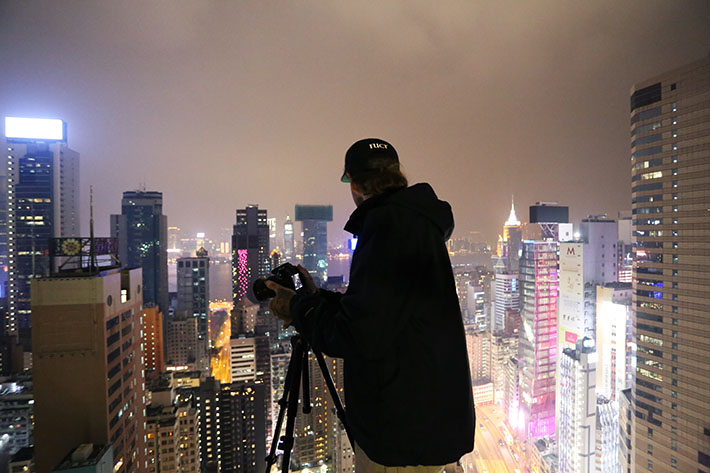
3;117;80;347
231;205;269;303
32;267;146;473
294;205;333;283
631;56;710;473
283;216;294;262
110;190;168;315
517;209;571;441
518;239;559;440
177;248;210;371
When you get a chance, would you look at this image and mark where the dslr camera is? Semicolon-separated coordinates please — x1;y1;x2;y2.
253;262;302;301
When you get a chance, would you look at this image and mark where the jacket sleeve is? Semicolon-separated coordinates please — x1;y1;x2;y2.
290;207;416;361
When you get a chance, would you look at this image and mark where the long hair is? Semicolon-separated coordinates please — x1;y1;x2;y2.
350;163;408;196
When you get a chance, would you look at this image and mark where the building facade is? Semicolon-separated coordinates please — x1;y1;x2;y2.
630;57;710;473
32;268;146;473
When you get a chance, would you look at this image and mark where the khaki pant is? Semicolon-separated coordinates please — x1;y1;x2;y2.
355;445;460;473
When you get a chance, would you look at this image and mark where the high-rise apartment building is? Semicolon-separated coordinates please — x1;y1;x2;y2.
630;57;710;473
110;190;169;316
194;377;266;473
2;117;80;347
32;267;146;473
142;304;165;373
146;381;199;473
292;354;345;470
177;248;210;371
166;311;199;368
232;205;269;303
558;338;597;473
465;325;490;380
490;332;518;404
294;205;333;284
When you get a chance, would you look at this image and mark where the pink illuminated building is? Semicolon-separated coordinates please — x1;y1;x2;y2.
518;240;559;440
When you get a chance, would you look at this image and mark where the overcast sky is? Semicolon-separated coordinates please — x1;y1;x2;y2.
1;0;708;246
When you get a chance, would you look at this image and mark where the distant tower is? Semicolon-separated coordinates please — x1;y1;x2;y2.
2;117;80;348
283;216;294;261
231;205;269;303
110;190;169;315
294;205;333;284
493;197;523;333
502;197;523;272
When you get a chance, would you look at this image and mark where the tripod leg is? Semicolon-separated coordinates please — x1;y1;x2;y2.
281;337;305;472
313;349;355;450
301;348;312;414
265;340;302;473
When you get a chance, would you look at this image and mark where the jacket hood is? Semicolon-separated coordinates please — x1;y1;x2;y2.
344;183;454;240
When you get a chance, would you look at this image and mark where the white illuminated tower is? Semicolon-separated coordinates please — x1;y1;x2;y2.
558;337;597;473
595;283;634;401
2;117;80;348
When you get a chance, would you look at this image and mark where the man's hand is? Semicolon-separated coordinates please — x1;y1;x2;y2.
297;264;318;294
265;280;296;328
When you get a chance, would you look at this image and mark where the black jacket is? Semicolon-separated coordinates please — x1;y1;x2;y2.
290;183;475;466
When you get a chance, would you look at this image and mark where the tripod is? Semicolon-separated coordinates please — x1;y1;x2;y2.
265;335;353;473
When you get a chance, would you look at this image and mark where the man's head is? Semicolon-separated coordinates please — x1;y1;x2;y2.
342;138;408;206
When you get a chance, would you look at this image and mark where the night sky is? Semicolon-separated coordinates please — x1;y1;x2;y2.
1;1;708;246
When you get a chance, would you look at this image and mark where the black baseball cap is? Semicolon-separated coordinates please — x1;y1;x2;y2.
341;138;399;183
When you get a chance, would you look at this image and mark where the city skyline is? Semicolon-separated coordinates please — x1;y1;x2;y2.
0;2;708;245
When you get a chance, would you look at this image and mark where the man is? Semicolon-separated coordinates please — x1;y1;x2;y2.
267;138;475;472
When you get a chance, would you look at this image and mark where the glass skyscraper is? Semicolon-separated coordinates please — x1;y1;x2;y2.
110;190;169;316
2;118;80;348
231;205;269;303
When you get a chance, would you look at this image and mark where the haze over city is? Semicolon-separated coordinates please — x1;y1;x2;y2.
1;1;708;244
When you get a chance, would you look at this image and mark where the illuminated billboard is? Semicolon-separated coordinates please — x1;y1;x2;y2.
4;117;66;142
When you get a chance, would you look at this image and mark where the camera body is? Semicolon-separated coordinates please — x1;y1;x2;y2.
253;262;301;301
